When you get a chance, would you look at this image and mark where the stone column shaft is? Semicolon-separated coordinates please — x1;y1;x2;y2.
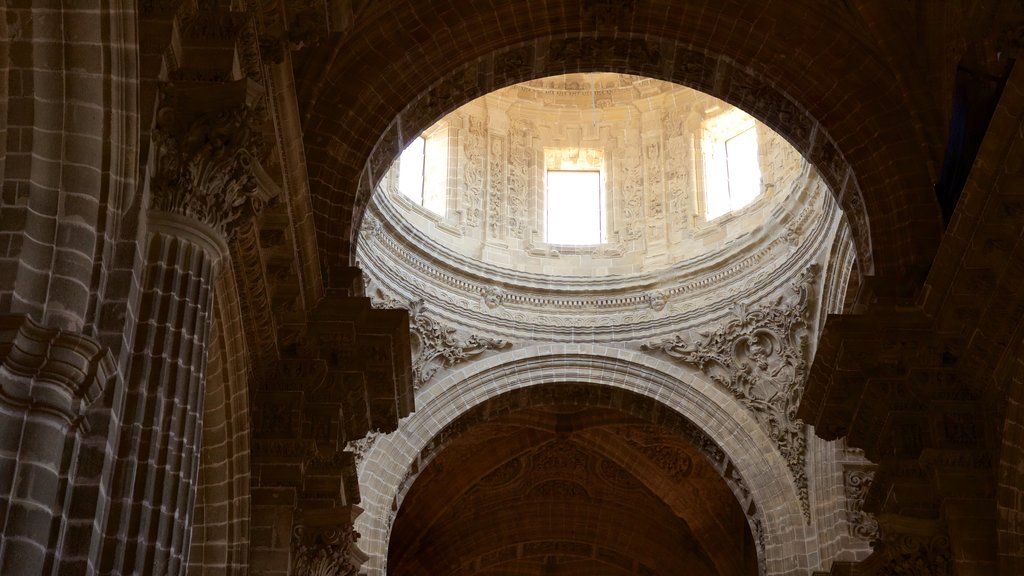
0;316;112;575
101;218;223;575
98;83;265;575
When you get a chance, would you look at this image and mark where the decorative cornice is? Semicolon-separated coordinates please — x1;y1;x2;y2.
0;315;114;424
149;86;268;243
409;300;511;390
356;174;839;342
643;264;820;521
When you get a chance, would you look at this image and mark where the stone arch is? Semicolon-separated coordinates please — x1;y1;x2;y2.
299;1;944;283
356;345;813;576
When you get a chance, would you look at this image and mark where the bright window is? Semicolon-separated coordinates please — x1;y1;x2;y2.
546;170;603;245
703;111;762;219
398;137;425;203
398;136;445;215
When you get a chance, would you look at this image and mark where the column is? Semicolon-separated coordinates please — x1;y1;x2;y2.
100;83;266;575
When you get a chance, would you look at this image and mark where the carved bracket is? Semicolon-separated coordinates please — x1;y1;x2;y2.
845;467;880;542
643;264;820;520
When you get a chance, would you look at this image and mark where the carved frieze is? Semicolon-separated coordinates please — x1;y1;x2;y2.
410;300;511;389
643;264;820;520
150;93;268;242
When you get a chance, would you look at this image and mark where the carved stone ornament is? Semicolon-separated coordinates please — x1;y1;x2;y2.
873;529;952;576
482;286;506;309
642;264;819;520
347;430;385;466
845;468;880;541
410;300;511;389
292;522;366;576
150;95;267;242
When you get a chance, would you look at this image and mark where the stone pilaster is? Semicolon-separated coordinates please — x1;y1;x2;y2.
0;315;114;574
99;82;265;575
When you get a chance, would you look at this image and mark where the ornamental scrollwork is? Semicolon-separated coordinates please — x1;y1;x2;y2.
150;96;267;242
410;300;511;389
642;264;819;520
873;530;951;576
845;468;880;541
292;522;364;576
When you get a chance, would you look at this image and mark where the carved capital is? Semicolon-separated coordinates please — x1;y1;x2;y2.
0;315;114;424
292;508;368;576
149;81;269;243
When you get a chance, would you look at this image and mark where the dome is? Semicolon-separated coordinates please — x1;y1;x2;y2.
357;74;844;343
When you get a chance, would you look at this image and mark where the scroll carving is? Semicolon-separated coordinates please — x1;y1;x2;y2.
643;264;820;520
150;100;267;242
410;300;511;389
873;530;951;576
845;468;880;541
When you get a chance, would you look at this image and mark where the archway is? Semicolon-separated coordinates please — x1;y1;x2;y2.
356;346;814;576
297;2;946;283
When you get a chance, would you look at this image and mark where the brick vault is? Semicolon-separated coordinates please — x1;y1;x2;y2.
0;2;1023;576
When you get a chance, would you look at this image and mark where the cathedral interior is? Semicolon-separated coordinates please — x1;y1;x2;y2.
1;1;1024;575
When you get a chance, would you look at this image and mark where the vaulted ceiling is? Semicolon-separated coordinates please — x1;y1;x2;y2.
389;403;757;576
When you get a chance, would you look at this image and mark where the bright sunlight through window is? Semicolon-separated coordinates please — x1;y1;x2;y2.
546;170;603;245
398;136;445;215
704;110;761;220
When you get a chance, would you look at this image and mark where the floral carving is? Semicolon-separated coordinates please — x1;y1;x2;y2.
150;101;266;242
845;468;880;541
643;264;820;520
462;115;485;227
292;522;364;576
410;300;511;389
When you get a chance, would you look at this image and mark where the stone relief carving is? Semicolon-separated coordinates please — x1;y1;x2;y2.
292;522;365;576
347;430;385;467
873;530;951;576
150;100;267;241
481;286;506;309
487;135;506;238
643;264;820;520
462;115;485;227
644;140;665;240
845;468;880;541
507;120;531;239
410;300;512;389
646;290;667;311
620;152;644;240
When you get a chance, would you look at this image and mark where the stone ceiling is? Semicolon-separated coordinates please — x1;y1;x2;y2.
388;404;757;576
